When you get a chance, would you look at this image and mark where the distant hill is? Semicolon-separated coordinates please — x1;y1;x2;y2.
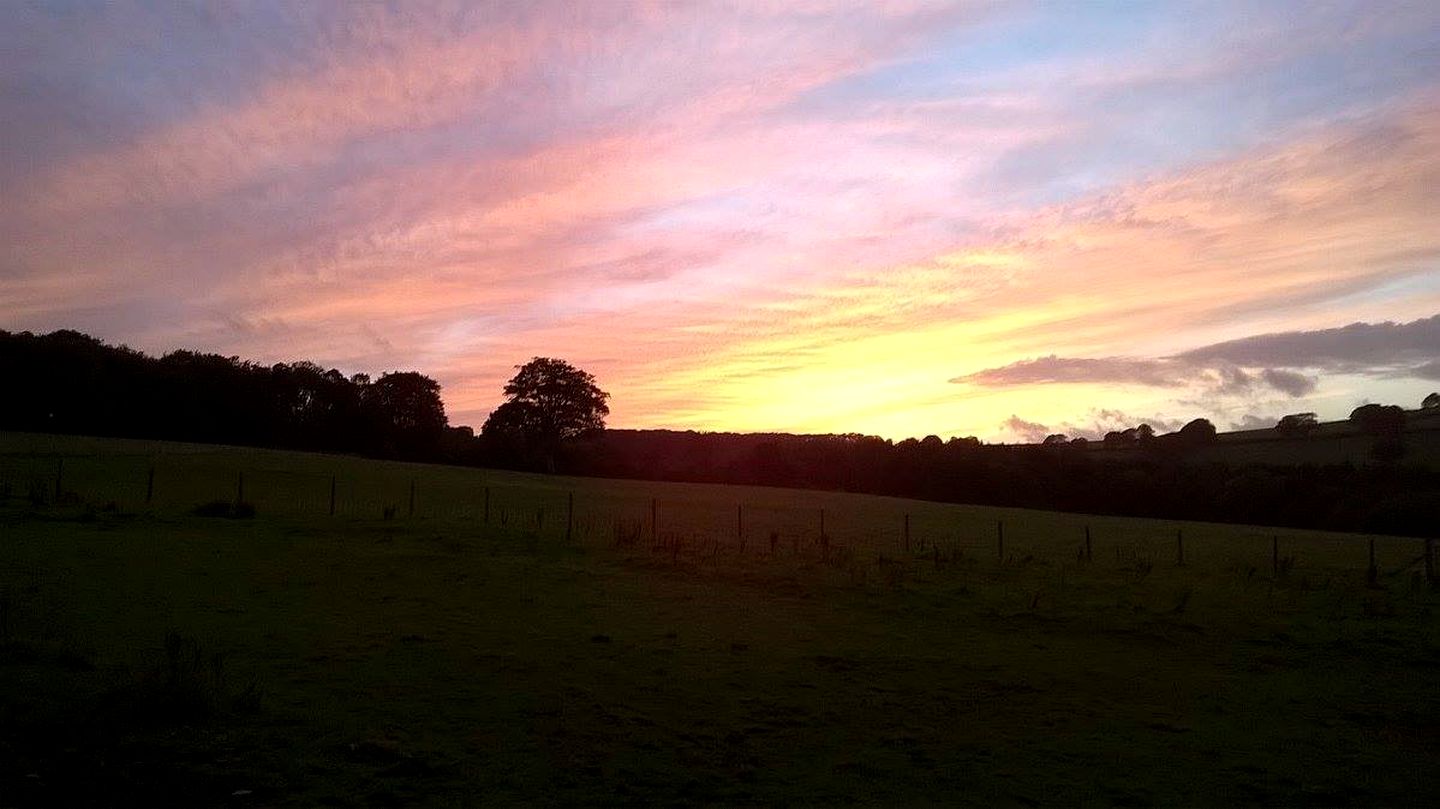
1085;407;1440;468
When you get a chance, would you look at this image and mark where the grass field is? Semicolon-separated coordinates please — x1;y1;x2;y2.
2;432;1438;806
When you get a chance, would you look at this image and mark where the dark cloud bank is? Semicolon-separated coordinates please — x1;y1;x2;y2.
955;314;1440;396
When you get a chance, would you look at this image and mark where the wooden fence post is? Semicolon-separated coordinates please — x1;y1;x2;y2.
408;479;415;517
1367;538;1377;586
819;508;826;539
145;466;155;505
651;498;658;547
484;487;490;525
737;505;744;552
1176;528;1184;566
566;492;574;542
997;519;1005;561
1084;525;1092;562
236;471;244;504
328;475;336;516
1426;538;1435;586
1272;536;1279;578
904;514;911;552
54;458;63;501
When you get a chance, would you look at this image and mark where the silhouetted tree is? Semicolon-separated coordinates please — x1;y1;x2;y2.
1178;418;1217;446
1351;403;1406;463
482;357;609;471
1424;392;1440;409
1275;412;1318;437
1350;403;1405;436
1042;433;1069;445
364;371;448;459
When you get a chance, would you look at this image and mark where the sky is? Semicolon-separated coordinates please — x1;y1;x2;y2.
3;1;1439;442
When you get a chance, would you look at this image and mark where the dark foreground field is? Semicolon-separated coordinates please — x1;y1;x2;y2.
2;434;1438;806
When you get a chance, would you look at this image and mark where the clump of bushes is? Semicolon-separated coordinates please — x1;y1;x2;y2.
192;500;256;519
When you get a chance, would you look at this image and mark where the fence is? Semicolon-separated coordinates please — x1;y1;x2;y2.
1;447;1434;587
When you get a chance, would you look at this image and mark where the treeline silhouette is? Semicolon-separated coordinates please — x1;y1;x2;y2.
3;328;1436;538
552;430;1438;538
0;329;449;460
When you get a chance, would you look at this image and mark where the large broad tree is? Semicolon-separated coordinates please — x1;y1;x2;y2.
482;357;609;470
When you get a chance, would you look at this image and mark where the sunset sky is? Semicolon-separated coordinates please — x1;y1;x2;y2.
3;2;1439;441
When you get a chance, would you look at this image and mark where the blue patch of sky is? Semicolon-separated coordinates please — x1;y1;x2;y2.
1318;268;1440;321
978;20;1439;208
785;3;1182;115
781;3;1438;213
3;1;338;174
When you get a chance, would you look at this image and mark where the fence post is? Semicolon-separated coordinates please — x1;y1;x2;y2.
408;479;415;517
1367;538;1377;586
904;514;910;552
1426;538;1435;586
1176;528;1184;566
146;466;155;505
997;519;1005;561
737;505;744;550
237;471;244;505
566;492;574;542
54;458;64;501
1272;536;1279;578
484;487;490;524
328;475;337;516
651;498;658;547
1084;525;1092;562
819;508;826;539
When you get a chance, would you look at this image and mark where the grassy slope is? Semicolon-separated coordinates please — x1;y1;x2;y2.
2;433;1438;806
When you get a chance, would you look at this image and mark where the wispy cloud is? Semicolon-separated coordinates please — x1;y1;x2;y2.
1000;415;1051;443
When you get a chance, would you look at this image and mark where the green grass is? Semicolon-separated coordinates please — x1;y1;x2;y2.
2;432;1438;806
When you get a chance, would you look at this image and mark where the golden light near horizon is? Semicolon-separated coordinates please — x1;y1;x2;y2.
2;3;1439;440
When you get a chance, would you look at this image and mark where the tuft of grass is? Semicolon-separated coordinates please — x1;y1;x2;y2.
112;630;263;724
613;517;644;547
